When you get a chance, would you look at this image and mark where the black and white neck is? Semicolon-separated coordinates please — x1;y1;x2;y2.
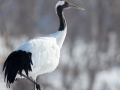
47;1;67;48
57;5;67;31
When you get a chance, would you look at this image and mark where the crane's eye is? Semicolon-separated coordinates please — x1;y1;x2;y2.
65;2;69;5
62;2;69;8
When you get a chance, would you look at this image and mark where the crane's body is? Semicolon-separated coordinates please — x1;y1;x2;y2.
16;37;61;80
3;0;84;90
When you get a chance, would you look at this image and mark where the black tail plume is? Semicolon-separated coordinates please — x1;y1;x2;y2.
3;50;33;85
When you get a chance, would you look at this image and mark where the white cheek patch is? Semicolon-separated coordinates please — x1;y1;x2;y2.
55;1;65;8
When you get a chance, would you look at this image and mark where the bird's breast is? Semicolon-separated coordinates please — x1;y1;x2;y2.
30;40;60;76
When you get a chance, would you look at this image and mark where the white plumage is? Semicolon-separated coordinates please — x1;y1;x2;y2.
17;37;60;80
16;26;67;79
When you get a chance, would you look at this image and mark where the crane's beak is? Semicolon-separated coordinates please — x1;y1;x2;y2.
68;3;85;10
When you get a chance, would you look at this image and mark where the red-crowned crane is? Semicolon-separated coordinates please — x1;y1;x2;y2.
3;0;84;90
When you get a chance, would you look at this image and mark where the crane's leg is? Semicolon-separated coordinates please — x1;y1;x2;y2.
20;73;41;90
34;80;41;90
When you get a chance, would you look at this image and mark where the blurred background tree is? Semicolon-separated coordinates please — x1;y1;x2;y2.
0;0;120;90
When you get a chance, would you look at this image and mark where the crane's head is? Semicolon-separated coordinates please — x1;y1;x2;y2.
56;0;84;10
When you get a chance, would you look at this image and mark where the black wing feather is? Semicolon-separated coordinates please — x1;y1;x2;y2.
3;50;33;85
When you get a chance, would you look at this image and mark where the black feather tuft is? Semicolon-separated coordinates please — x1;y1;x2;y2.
3;50;33;85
